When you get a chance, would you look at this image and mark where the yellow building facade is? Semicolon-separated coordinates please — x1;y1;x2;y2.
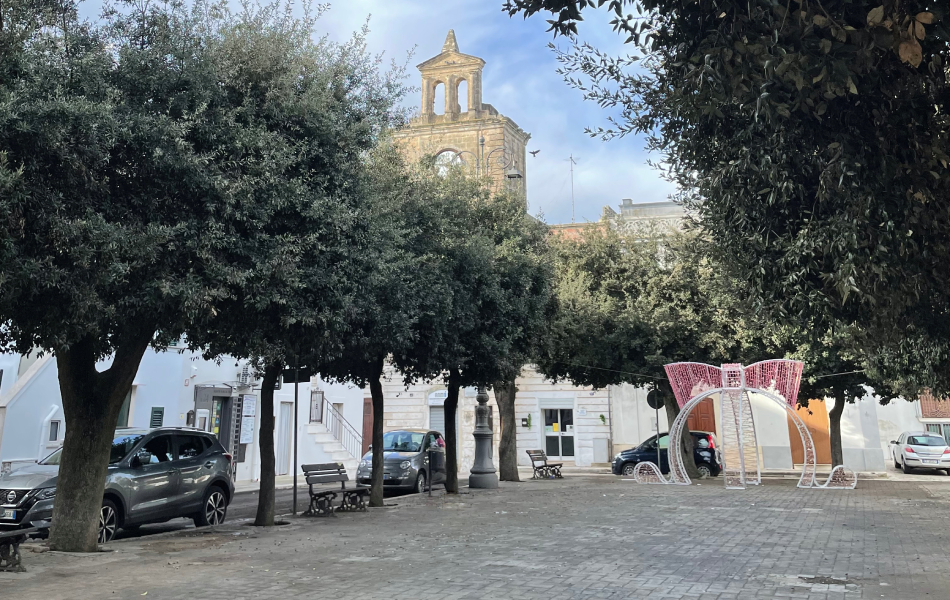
393;30;531;194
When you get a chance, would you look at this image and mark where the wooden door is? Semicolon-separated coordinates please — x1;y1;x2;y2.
687;398;716;434
788;399;832;465
361;397;373;455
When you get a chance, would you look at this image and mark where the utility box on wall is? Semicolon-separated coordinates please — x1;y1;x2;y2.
593;438;609;464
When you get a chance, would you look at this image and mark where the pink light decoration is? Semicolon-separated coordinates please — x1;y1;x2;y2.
664;360;804;408
742;360;803;407
665;363;722;408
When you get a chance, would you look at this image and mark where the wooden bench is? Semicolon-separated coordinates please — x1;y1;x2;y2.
0;527;40;572
526;450;563;479
302;463;369;516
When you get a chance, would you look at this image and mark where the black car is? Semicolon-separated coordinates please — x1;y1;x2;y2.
612;431;721;478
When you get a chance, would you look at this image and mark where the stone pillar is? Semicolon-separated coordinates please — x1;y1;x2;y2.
469;386;498;489
446;75;459;116
421;78;433;116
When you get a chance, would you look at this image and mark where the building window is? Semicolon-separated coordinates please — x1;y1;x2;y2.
116;388;132;428
49;421;60;442
150;407;165;428
926;423;950;445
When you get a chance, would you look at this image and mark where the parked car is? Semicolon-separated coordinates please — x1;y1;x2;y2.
0;427;234;543
890;431;950;474
356;429;446;493
612;431;722;478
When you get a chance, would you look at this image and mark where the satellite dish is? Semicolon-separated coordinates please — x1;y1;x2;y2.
646;389;666;410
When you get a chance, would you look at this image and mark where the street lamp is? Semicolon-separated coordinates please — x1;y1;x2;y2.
468;386;498;489
452;149;481;178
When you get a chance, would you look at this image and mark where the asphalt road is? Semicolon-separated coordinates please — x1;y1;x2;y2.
111;485;419;541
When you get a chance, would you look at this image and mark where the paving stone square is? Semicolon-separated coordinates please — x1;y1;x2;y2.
3;476;949;599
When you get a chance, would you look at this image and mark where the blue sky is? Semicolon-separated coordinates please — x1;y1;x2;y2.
79;0;675;225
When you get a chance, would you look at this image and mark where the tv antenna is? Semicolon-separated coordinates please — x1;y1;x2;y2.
568;155;578;223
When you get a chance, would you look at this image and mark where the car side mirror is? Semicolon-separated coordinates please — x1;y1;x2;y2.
890;440;898;445
130;452;149;468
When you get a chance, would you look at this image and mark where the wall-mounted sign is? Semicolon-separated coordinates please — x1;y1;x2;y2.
577;408;588;416
239;416;255;444
241;395;256;417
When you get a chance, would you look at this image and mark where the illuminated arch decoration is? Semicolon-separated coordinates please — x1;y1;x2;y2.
636;360;856;490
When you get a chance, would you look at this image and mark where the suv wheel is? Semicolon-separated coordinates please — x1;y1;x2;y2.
194;486;228;527
621;463;637;477
98;499;119;544
696;464;712;479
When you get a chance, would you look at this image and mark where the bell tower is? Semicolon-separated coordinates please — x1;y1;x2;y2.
394;30;531;196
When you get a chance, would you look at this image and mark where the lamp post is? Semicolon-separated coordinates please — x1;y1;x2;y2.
468;386;498;489
452;149;481;178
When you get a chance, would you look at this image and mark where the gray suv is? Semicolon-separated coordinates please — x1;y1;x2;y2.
356;429;447;493
0;428;234;543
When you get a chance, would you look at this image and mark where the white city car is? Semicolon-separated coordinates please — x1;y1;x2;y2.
890;432;950;474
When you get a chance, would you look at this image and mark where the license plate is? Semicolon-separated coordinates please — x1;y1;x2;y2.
923;459;939;464
0;509;15;520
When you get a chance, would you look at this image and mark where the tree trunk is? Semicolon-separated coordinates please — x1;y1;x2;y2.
494;378;520;482
254;361;283;526
829;397;845;467
368;356;386;507
664;392;700;480
49;333;151;552
443;368;461;493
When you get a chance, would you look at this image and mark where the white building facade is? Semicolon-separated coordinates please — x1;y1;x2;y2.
0;345;363;481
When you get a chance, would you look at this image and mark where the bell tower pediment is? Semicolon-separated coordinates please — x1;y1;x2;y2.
394;29;531;201
417;30;487;118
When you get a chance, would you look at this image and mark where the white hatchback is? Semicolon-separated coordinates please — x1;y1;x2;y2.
890;432;950;474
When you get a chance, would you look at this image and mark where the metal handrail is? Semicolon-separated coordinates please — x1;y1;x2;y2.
323;401;363;461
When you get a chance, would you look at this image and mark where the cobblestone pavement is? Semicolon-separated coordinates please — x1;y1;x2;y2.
3;476;949;599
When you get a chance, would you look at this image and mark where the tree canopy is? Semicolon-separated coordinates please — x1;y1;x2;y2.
505;0;950;396
0;0;407;548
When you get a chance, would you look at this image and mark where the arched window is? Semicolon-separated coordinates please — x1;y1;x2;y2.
457;79;468;113
433;81;445;115
434;150;463;177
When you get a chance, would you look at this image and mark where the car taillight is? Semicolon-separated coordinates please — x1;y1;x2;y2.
905;447;916;454
224;453;233;465
944;448;950;455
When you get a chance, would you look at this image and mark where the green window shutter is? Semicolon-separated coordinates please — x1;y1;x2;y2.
150;407;165;428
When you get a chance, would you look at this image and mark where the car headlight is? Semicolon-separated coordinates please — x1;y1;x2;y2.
399;460;411;470
360;459;371;467
36;487;56;500
614;453;623;461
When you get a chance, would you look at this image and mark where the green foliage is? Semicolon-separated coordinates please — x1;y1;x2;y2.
539;226;765;389
507;0;950;394
391;166;555;389
181;4;409;369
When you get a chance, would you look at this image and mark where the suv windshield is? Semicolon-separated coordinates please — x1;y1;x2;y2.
40;434;145;466
382;431;424;453
908;435;946;446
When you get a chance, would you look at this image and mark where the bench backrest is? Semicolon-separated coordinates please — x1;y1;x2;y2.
301;462;348;487
526;450;549;466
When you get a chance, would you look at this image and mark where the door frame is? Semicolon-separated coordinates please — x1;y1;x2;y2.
542;407;576;460
276;402;293;476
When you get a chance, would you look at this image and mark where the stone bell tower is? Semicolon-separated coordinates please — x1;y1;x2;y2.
393;30;530;195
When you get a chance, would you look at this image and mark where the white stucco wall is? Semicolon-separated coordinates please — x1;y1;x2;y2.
0;355;61;469
747;392;794;470
608;383;669;453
